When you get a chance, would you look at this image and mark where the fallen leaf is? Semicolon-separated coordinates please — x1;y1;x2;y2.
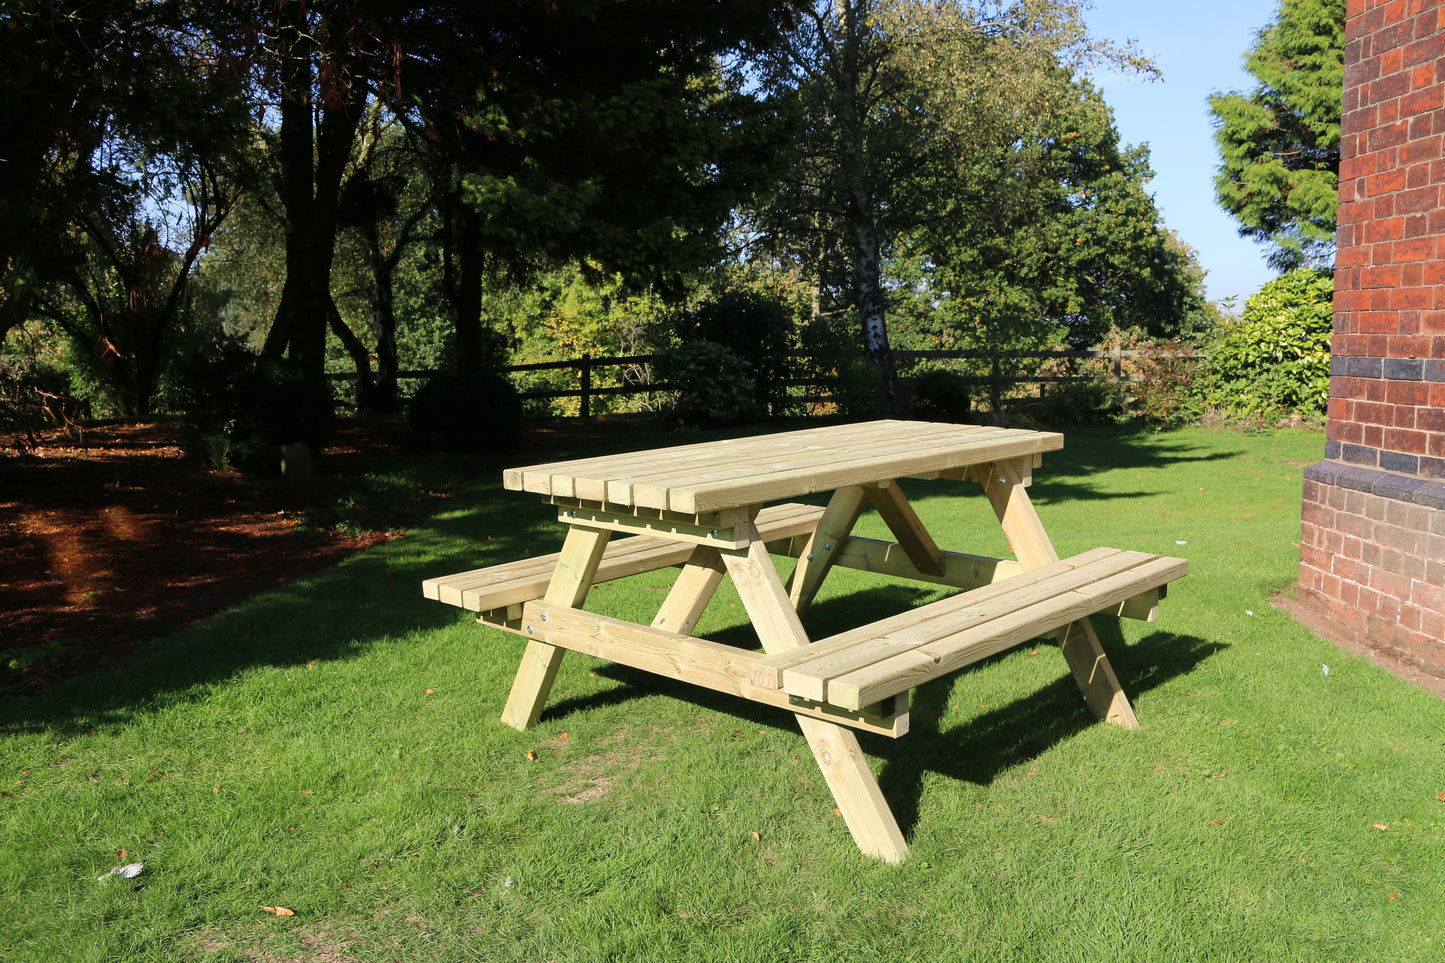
1389;892;1398;901
526;750;538;762
1437;790;1445;802
1373;823;1389;831
424;688;435;695
1208;819;1223;825
834;808;842;818
261;906;295;917
751;831;761;842
299;790;314;795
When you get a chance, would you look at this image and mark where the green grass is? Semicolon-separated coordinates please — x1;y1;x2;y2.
3;423;1443;962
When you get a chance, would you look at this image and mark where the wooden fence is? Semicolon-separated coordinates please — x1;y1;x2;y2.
362;347;1192;418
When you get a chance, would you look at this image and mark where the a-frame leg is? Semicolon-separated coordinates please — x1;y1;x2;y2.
980;458;1139;729
651;545;727;636
724;519;909;863
500;525;611;731
787;486;868;615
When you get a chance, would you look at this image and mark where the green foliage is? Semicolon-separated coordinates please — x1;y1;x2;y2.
794;315;887;419
1209;0;1344;271
910;368;973;422
179;339;335;472
1199;269;1333;416
406;370;523;450
655;341;763;427
673;288;798;416
1030;379;1121;427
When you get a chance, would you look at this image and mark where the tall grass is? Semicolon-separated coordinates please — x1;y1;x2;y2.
2;424;1442;962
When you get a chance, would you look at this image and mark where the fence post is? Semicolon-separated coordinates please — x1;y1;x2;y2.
579;354;592;419
1112;347;1123;382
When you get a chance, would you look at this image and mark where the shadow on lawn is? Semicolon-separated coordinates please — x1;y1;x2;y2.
546;585;1224;845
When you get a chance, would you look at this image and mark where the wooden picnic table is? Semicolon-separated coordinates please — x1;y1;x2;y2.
424;419;1187;863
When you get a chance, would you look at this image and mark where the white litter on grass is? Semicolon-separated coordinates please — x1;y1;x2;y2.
1245;610;1254;616
503;876;514;889
1322;664;1331;677
98;863;144;883
1176;540;1188;545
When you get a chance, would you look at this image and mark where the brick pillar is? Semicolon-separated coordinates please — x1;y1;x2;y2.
1297;0;1445;672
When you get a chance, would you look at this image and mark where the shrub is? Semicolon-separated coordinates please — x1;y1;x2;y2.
654;341;763;427
1198;269;1332;417
179;340;335;472
406;370;523;450
794;316;887;419
673;289;795;417
1031;379;1121;427
911;368;973;422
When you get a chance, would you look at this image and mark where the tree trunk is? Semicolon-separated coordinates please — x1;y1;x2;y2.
834;0;897;411
446;192;488;374
263;4;365;390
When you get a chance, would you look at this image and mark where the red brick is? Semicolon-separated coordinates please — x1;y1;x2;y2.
1336;556;1370;585
1339;578;1362;608
1400;602;1424;632
1386;380;1430;405
1384;426;1428;452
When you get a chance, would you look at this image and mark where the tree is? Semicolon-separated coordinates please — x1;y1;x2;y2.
397;1;797;373
1208;0;1344;272
0;0;249;348
903;75;1211;351
740;0;1155;406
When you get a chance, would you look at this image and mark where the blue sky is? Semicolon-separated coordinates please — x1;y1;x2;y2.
1082;1;1281;306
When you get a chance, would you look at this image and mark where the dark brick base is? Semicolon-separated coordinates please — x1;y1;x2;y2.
1298;461;1445;677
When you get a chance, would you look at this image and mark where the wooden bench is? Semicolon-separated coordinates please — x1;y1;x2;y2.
423;502;828;625
751;546;1187;711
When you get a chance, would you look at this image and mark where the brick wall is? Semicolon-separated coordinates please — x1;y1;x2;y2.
1297;0;1445;672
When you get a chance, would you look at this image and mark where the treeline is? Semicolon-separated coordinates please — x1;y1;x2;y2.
3;1;1245;456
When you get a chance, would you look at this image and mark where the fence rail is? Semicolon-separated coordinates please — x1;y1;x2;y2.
342;347;1193;418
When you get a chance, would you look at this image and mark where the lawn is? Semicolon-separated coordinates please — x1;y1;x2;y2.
2;422;1442;962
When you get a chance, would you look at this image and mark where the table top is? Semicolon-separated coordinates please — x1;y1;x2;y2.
503;420;1063;514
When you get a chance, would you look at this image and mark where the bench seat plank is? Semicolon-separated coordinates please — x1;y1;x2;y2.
422;502;826;613
755;549;1187;710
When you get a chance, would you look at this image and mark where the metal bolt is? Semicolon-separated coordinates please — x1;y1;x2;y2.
569;510;577;517
997;476;1006;484
807;553;814;560
711;529;718;536
824;543;832;550
540;612;548;621
526;625;533;634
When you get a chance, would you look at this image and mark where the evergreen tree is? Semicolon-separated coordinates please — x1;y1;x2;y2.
1208;0;1344;271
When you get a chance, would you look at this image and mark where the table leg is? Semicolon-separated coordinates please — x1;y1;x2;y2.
863;482;944;576
500;525;612;731
651;546;726;636
980;458;1140;729
787;486;867;615
724;520;909;863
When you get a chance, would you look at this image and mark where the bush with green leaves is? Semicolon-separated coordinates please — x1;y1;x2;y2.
794;315;887;419
1198;269;1332;416
910;367;973;422
406;370;523;450
655;341;763;427
672;289;797;417
179;339;335;472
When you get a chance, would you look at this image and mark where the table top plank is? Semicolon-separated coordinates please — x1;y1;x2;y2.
503;420;1063;514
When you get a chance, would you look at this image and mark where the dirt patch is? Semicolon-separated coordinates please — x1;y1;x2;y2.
0;422;397;694
1;416;659;696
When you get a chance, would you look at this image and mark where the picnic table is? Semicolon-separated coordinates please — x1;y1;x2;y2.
423;419;1187;863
